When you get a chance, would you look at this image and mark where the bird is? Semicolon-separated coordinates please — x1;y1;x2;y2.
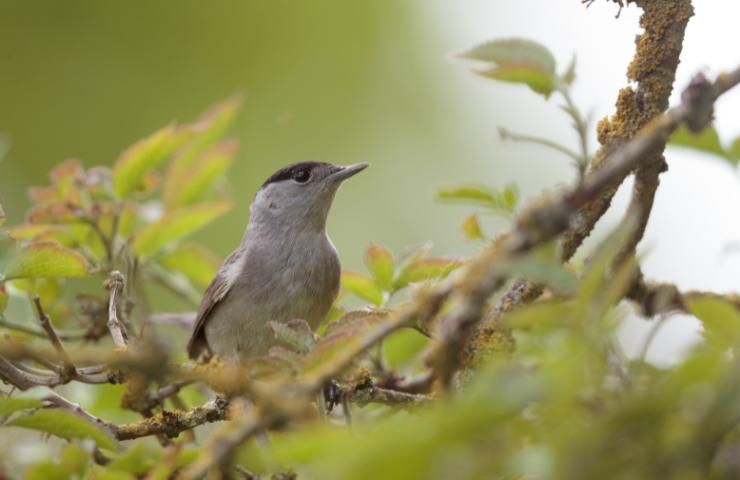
187;161;368;362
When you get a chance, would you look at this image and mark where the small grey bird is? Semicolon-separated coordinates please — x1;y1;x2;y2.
187;161;368;362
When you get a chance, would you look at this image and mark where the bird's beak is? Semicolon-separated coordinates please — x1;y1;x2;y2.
329;163;369;183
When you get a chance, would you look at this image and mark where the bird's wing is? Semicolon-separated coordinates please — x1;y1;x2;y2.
186;248;244;359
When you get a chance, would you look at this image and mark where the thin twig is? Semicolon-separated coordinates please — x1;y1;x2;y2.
32;296;76;377
43;390;229;442
105;271;128;348
498;127;582;163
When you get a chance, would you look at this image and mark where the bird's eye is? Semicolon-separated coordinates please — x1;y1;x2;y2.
292;169;311;183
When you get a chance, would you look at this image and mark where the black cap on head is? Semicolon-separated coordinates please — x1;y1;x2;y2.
260;161;339;189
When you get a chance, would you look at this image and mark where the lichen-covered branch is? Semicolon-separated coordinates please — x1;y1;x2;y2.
112;397;230;441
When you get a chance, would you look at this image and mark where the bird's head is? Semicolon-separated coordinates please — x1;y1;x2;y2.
249;161;368;232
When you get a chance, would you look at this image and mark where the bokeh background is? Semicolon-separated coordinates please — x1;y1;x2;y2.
1;1;740;371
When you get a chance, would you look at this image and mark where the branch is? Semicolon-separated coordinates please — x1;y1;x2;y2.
612;0;693;269
348;385;432;409
105;271;128;348
43;390;229;441
626;277;740;317
112;396;229;441
32;296;76;377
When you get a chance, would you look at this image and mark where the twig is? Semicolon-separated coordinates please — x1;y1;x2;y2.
43;390;229;441
498;127;582;164
149;312;196;329
113;397;229;441
44;391;114;431
349;385;432;409
105;271;128;348
32;296;76;377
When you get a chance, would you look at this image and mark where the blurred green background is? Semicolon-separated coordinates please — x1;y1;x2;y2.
0;0;528;275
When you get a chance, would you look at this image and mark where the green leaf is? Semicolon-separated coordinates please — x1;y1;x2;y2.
164;140;237;207
364;243;395;291
669;125;740;165
730;135;740;160
394;258;461;291
158;242;220;288
459;38;556;97
686;296;740;350
498;248;577;295
163;96;243;204
112;124;189;198
108;444;160;474
341;271;384;306
461;214;484;240
0;202;5;226
133;201;231;256
267;319;316;354
0;397;43;416
24;462;70;480
437;184;518;214
0;283;6;313
59;442;90;478
85;466;137;480
562;55;577;85
437;185;497;205
302;311;387;380
9;409;118;450
3;241;90;280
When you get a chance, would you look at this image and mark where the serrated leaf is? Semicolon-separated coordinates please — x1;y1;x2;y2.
132;201;231;256
394;258;461;291
0;397;43;416
164;140;237;207
460;38;556;97
267;319;315;354
112;125;189;198
341;271;384;306
158;242;220;288
9;409;118;450
364;243;394;291
686;296;740;350
461;214;484;240
4;241;90;280
669;125;739;165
